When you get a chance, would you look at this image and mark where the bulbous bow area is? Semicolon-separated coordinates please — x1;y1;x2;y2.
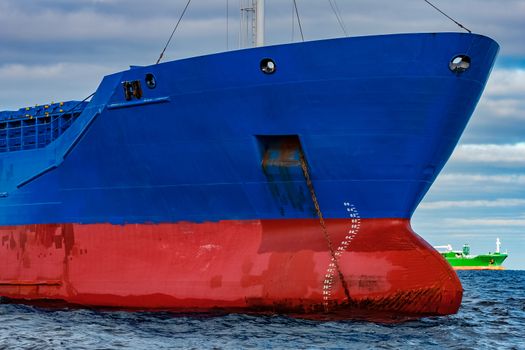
315;218;463;319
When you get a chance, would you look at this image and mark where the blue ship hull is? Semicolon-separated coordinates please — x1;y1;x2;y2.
0;33;498;319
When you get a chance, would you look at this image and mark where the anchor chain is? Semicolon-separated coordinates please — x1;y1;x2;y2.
298;150;352;305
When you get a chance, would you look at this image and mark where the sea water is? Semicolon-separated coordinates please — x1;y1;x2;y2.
1;270;524;349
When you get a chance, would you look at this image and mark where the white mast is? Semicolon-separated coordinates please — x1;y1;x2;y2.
496;237;501;253
240;0;264;48
255;0;265;47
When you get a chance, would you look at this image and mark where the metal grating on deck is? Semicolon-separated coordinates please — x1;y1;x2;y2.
0;101;87;152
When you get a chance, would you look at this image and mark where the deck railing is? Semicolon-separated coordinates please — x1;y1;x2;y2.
0;102;86;153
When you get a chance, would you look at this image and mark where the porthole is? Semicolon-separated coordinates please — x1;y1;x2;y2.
260;58;276;74
449;55;471;73
145;73;157;89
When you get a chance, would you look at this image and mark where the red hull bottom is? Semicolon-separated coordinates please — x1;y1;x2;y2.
0;218;462;321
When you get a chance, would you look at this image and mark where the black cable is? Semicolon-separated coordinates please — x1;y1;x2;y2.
226;0;229;50
291;1;295;41
293;0;304;41
156;0;193;64
423;0;471;33
328;0;348;37
64;92;96;115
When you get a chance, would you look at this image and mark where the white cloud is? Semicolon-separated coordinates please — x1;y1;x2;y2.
420;198;525;209
478;98;524;119
475;68;525;120
484;69;525;98
0;63;67;79
0;63;120;109
438;173;525;185
451;143;525;165
0;62;119;80
444;218;525;227
0;10;202;42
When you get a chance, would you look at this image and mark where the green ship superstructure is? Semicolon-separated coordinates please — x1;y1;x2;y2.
435;238;508;270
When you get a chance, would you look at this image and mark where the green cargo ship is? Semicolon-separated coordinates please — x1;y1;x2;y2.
435;238;508;270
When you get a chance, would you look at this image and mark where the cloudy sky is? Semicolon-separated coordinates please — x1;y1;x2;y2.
1;1;524;269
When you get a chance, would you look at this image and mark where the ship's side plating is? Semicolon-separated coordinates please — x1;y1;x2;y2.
0;33;499;318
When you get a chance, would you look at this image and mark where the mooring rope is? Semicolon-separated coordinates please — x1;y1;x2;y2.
423;0;472;33
156;0;193;64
